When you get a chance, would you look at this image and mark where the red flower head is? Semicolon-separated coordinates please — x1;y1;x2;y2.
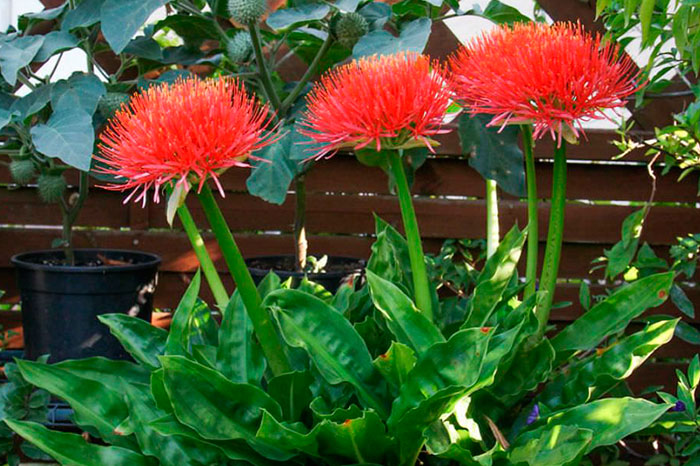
96;77;275;205
449;22;641;144
299;52;452;159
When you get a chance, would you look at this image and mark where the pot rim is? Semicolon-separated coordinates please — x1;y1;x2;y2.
245;254;365;278
11;248;161;274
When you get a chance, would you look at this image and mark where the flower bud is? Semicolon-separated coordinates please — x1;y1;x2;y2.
225;31;253;63
228;0;266;25
334;12;368;49
9;159;36;185
98;92;130;120
37;174;66;204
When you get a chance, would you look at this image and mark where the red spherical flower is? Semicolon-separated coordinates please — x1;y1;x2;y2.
449;22;641;144
96;77;275;205
299;52;452;159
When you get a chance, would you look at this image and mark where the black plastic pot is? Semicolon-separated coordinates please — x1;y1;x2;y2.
11;249;160;362
246;255;365;294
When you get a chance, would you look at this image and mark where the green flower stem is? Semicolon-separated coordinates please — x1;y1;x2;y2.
176;203;230;310
279;33;334;116
537;141;567;335
248;23;282;111
388;150;433;321
197;184;292;376
485;179;499;258
522;125;538;299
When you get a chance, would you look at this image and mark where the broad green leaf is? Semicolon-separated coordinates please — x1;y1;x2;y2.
124;384;225;465
579;281;591;311
16;360;135;448
538;319;678;411
153;14;219;45
463;225;526;327
150;369;173;414
458;113;525;196
63;0;105;30
373;342;417;394
267;371;314;422
357;2;391;30
165;269;203;355
6;420;153;466
124;36;163;61
51;72;106;114
523;397;670;453
316;410;393;464
34;31;78;62
551;271;673;353
480;0;531;24
159;356;289;460
353;18;431;58
388;328;492;427
676;320;700;344
366;270;444;355
216;290;265;384
0;36;45;85
367;215;413;294
10;83;53;119
255;410;320;457
265;289;390;417
30;107;94;171
100;0;167;53
334;0;361;12
246;129;301;205
267;4;331;30
99;313;167;370
488;338;555;405
53;357;150;386
671;284;695;318
149;414;278;465
509;424;592;466
23;2;67;20
0;108;12;130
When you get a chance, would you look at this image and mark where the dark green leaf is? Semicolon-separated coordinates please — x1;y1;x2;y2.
367;215;413;294
458;113;525;196
159;356;289;461
216;290;265;384
316;410;393;463
372;341;416;394
671;284;695;318
62;0;105;30
124;36;163;61
357;2;391;30
165;269;202;355
522;398;670;453
267;4;331;30
579;281;591;311
30;107;94;171
0;36;45;85
23;3;67;20
676;321;700;345
100;0;167;53
34;31;78;62
353;18;431;58
265;288;390;417
463;225;525;327
480;0;531;25
509;425;592;465
551;272;674;353
267;371;314;422
5;420;153;466
53;357;150;386
366;270;444;355
51;72;106;114
99;313;167;370
10;83;53;119
247;129;303;205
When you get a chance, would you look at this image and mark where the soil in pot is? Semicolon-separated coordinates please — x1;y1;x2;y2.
11;249;160;362
246;255;365;293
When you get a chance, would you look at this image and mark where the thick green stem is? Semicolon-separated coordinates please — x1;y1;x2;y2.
388;151;433;321
279;33;333;115
485;179;499;258
60;171;89;265
522;125;538;299
197;184;291;375
249;23;282;111
537;142;567;335
176;203;230;310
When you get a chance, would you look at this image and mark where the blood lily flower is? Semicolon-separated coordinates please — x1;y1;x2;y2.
449;21;640;144
96;77;275;206
299;52;452;159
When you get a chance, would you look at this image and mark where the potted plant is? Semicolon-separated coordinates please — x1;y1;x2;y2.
0;2;162;362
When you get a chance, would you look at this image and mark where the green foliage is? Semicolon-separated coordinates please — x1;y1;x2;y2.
230;0;267;25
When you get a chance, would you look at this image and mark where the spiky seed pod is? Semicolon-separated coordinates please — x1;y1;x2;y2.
228;0;266;25
334;12;369;49
225;32;253;63
9;159;36;185
37;174;67;204
98;92;130;120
